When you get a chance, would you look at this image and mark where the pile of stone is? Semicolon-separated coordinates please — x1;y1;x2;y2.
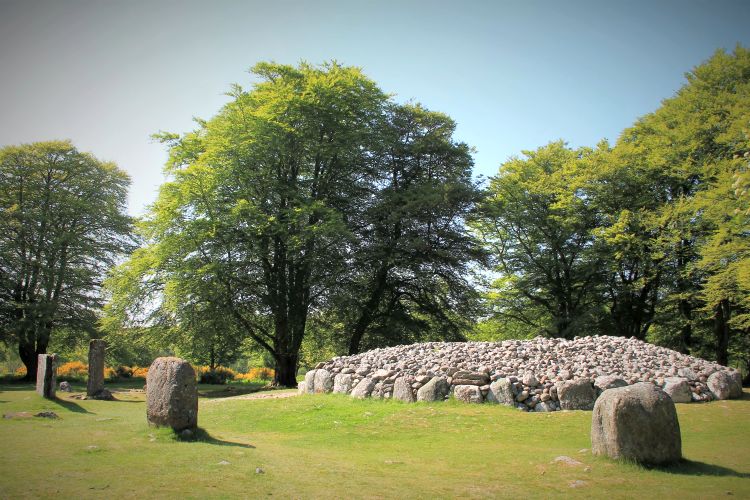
299;335;743;411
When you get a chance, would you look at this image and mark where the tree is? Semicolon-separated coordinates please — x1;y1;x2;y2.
105;62;390;387
473;142;604;339
339;103;484;354
0;141;132;380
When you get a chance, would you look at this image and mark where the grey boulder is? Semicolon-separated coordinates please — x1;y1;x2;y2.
393;377;416;403
453;384;483;403
146;357;198;431
557;379;597;410
662;377;691;403
417;377;450;402
486;378;515;406
591;382;681;465
333;373;353;394
350;377;377;399
313;369;333;394
707;371;737;400
304;369;317;394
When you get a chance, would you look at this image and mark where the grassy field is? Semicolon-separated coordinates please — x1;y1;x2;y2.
0;383;748;499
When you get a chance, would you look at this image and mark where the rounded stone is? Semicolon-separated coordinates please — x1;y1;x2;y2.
591;382;681;465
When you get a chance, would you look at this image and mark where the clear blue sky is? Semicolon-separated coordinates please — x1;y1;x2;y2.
1;0;749;215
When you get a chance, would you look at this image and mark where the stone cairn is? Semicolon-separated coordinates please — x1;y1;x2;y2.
86;339;113;400
36;353;58;399
146;357;198;431
300;335;744;411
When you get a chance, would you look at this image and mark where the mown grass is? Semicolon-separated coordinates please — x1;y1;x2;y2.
0;383;748;498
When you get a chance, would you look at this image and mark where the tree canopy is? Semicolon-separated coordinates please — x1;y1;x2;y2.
0;141;133;379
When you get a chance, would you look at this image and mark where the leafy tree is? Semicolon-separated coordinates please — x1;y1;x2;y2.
340;104;483;354
0;141;133;380
473;141;604;339
105;62;389;387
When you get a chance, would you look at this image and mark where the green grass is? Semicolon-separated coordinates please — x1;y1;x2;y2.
1;384;748;498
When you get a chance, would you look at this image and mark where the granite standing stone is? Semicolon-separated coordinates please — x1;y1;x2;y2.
557;379;597;410
313;369;333;393
350;377;377;399
393;376;416;402
304;369;317;394
707;371;735;400
416;376;450;402
36;354;57;399
146;357;198;431
591;383;681;465
333;373;353;394
87;339;107;397
485;378;515;406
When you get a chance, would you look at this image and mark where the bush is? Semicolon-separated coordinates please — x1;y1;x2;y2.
197;366;236;384
115;365;133;379
14;366;26;377
236;367;275;382
132;366;149;379
57;361;88;381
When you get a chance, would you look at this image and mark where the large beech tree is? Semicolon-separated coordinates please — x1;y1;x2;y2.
105;62;483;386
0;141;132;380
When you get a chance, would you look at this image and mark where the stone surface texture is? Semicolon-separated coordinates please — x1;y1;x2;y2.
304;335;741;410
35;354;57;399
146;357;198;431
591;383;681;465
662;377;692;403
87;339;107;397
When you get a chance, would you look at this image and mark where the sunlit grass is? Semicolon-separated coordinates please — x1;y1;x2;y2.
1;383;748;498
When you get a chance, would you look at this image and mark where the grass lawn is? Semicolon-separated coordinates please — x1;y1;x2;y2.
0;383;748;499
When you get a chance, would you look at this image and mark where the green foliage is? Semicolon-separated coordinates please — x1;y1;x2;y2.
0;141;134;379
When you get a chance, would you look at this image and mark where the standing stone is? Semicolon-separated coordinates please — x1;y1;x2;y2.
707;371;735;400
297;381;307;394
662;377;691;403
416;377;450;402
87;339;106;397
453;385;483;403
304;369;317;394
35;354;57;399
591;383;681;465
350;377;377;399
146;357;198;431
333;373;353;394
557;379;597;410
313;369;333;393
59;381;72;392
486;378;515;406
393;377;416;403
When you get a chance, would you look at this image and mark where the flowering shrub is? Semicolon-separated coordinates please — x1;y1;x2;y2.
115;365;133;378
132;366;149;379
14;366;26;377
197;365;236;384
57;361;88;381
236;367;275;382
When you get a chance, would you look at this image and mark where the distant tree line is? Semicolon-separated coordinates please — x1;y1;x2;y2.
1;48;748;386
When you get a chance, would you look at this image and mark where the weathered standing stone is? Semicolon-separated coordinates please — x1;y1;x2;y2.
297;381;307;394
557;379;596;410
707;371;735;400
146;357;198;431
333;373;353;394
350;377;377;399
35;354;57;399
662;377;691;403
393;377;416;403
304;369;317;394
453;385;483;403
591;383;681;465
486;378;515;406
313;369;333;394
87;339;106;397
416;377;450;402
59;381;72;392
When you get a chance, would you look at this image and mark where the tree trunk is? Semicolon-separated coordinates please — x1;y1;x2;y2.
18;339;38;382
273;352;298;387
348;266;389;355
715;299;730;367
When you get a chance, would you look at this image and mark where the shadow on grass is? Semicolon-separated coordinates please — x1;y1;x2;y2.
53;397;94;414
174;427;256;448
657;459;750;478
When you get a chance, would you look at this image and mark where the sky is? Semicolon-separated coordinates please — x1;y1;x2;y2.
1;0;750;216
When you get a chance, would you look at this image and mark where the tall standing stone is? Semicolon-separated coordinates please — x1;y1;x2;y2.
87;339;107;397
35;354;57;399
146;357;198;431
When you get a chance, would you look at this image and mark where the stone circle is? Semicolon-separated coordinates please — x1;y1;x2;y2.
301;335;743;411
